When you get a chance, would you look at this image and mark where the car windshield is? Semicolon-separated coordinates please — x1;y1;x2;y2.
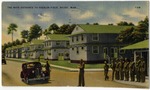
27;63;35;69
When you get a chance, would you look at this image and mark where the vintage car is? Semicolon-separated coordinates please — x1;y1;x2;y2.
20;62;50;84
2;53;6;64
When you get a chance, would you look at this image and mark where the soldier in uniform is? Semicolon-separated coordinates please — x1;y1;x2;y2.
115;58;120;80
119;58;125;80
129;57;135;81
140;57;146;82
135;56;141;82
104;61;109;80
124;58;130;81
78;59;85;86
110;58;116;81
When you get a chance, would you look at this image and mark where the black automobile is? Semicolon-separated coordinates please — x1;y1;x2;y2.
20;62;50;84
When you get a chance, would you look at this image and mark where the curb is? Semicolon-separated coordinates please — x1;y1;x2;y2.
6;58;106;72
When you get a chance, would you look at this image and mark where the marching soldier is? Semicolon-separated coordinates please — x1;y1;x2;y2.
129;57;135;81
110;58;116;81
104;61;109;80
124;58;130;81
78;59;85;86
135;56;141;82
140;57;146;82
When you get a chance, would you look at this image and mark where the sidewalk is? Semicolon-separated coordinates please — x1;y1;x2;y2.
114;79;149;88
6;58;105;72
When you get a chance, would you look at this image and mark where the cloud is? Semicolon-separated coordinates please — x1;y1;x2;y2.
123;8;146;19
37;12;53;22
69;10;95;20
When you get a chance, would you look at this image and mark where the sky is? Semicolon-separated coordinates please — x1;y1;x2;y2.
2;1;149;45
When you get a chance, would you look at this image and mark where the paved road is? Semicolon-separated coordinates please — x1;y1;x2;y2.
2;60;143;88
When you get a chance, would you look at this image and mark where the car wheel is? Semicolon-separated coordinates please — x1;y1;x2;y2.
25;78;30;84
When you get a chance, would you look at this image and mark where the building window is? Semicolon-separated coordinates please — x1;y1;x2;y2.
110;47;118;58
81;34;84;41
76;47;79;54
92;34;99;41
76;36;78;41
72;48;74;50
92;46;99;54
81;47;84;50
66;42;69;46
103;47;108;59
56;41;61;45
72;37;74;42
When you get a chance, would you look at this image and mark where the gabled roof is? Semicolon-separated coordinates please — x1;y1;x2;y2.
22;42;30;47
6;47;12;50
121;39;149;50
78;24;134;34
30;39;44;45
46;34;69;41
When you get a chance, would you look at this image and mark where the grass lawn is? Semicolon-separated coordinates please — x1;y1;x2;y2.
37;59;105;69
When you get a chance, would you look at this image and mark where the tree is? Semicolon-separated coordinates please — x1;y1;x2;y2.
21;39;26;44
117;27;135;43
7;42;13;47
86;23;90;25
21;30;29;41
117;21;134;26
15;39;21;45
28;24;42;41
117;17;148;44
93;23;99;25
7;23;18;42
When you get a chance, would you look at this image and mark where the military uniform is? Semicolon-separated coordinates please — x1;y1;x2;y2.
110;59;116;81
136;58;141;82
104;62;109;80
115;59;120;80
139;58;146;82
124;59;129;81
129;58;135;81
78;59;85;86
119;59;124;80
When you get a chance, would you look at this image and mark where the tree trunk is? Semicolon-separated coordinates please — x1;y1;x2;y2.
12;32;13;42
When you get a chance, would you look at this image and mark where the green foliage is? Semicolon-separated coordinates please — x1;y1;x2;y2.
117;16;148;44
44;24;76;34
7;23;18;42
15;39;21;45
28;24;42;41
21;30;29;40
117;21;134;26
93;23;99;25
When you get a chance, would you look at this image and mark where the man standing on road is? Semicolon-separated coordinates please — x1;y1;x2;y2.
78;59;85;87
45;61;51;77
104;61;109;80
